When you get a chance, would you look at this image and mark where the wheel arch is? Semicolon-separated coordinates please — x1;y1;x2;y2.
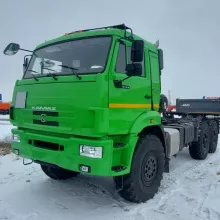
138;125;167;157
129;111;167;156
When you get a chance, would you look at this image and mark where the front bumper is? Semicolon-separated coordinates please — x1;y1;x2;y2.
11;128;129;176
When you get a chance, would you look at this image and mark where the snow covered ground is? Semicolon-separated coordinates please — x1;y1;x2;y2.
0;121;220;220
0;115;12;141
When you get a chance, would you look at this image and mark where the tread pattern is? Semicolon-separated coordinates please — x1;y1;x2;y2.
208;120;218;153
189;122;210;160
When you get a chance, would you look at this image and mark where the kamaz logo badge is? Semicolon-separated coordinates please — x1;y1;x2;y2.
41;114;46;123
32;106;56;111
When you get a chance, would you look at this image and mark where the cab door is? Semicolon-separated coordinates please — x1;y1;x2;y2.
108;40;152;135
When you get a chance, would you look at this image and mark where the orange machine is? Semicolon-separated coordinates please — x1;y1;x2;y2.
0;102;10;115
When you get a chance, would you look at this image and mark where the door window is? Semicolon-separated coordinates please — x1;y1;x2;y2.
115;44;127;73
115;43;145;76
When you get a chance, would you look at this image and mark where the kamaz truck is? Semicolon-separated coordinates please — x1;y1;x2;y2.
3;24;219;203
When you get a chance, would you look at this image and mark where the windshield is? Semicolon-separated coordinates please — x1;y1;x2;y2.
24;37;112;79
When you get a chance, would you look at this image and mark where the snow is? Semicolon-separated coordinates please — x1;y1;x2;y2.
0;123;220;220
0;115;13;141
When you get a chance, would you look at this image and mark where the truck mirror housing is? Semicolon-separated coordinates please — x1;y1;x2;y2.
131;40;144;63
126;63;142;77
158;49;164;70
3;43;20;56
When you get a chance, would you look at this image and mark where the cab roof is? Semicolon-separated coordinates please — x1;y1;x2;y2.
36;24;158;52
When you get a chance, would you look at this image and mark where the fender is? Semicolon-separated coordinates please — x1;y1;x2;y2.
121;111;168;174
129;111;161;134
121;111;167;175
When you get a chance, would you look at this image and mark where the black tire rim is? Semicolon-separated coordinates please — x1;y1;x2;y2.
141;152;158;187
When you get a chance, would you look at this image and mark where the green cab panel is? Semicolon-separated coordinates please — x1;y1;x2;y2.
11;74;109;137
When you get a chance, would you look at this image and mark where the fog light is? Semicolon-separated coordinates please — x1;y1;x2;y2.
79;145;103;158
12;134;20;143
80;165;91;173
14;149;19;155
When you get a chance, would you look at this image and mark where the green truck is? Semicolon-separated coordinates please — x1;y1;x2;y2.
3;24;219;203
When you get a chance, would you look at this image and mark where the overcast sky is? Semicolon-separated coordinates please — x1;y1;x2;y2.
0;0;219;102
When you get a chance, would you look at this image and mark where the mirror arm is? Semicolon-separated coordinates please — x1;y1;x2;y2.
20;48;38;57
19;48;33;53
121;76;131;82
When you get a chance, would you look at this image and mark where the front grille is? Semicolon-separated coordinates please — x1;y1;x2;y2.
33;120;59;126
32;110;59;126
34;140;59;151
33;111;59;116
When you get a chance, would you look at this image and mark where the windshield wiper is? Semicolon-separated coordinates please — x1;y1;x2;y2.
58;64;82;80
27;70;39;81
42;67;58;80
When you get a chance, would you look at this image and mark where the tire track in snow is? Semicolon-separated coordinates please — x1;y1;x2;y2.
1;145;220;220
128;148;220;219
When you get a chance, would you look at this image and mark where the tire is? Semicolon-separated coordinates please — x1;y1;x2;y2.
41;165;79;180
159;94;168;112
189;121;210;160
114;135;165;203
208;120;218;153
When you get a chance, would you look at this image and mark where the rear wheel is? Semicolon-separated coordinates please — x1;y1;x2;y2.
41;165;79;180
209;120;218;153
189;121;210;160
114;135;165;203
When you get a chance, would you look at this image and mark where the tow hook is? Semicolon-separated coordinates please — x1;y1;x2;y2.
23;158;33;165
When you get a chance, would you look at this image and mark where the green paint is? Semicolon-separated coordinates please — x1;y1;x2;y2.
10;26;162;176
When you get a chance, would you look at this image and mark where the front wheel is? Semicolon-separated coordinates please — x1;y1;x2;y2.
41;165;79;180
114;134;165;203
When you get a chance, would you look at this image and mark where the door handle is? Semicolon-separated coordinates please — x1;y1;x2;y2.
145;95;151;99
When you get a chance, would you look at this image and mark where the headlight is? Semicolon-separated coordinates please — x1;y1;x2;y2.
12;134;20;143
79;145;103;158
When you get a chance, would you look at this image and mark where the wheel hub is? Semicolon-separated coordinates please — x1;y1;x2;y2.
143;155;157;183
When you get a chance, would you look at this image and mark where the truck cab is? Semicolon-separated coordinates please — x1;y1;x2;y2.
4;24;167;203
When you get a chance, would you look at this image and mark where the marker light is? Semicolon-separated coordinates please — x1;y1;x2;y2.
12;134;20;143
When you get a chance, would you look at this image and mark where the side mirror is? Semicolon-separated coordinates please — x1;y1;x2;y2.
3;43;20;56
126;63;142;77
131;40;144;63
